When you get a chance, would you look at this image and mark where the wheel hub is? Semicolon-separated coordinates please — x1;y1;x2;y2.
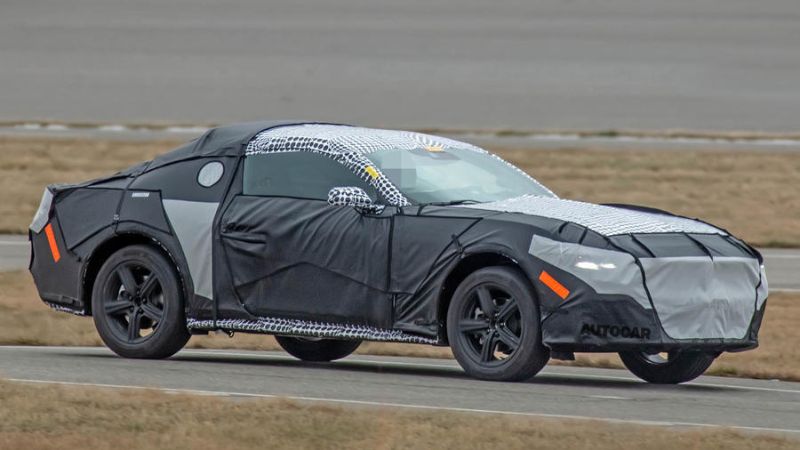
457;285;524;364
486;314;505;331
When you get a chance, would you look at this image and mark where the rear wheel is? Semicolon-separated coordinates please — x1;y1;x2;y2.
276;336;361;362
92;245;190;359
447;266;550;382
619;350;717;384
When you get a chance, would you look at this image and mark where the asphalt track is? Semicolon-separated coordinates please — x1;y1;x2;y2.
3;0;800;131
0;346;798;438
0;236;29;272
4;235;798;291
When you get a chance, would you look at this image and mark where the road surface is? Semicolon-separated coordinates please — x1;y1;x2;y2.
0;235;29;272
0;346;798;437
2;0;800;131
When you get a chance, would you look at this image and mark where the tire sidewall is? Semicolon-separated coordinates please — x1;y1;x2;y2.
275;336;362;362
91;245;188;359
447;266;549;381
619;351;716;384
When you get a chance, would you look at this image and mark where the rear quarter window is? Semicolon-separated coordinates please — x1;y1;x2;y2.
129;158;232;202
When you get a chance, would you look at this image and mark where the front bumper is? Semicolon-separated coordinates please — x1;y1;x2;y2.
542;292;765;353
530;235;768;353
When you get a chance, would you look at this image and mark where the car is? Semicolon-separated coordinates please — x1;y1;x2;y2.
28;121;769;383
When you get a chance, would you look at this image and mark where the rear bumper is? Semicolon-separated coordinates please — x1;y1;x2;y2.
29;217;85;314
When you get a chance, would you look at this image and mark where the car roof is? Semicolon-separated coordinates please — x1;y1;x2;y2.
245;124;485;157
137;120;330;174
89;120;552;209
243;124;490;207
133;121;483;177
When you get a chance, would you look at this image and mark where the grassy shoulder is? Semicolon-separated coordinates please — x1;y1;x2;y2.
2;136;799;246
3;271;797;382
0;380;796;450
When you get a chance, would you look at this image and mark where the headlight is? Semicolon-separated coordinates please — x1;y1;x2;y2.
575;261;618;271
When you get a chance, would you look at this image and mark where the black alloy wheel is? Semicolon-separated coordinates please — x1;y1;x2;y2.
456;284;522;365
447;266;549;381
92;245;190;359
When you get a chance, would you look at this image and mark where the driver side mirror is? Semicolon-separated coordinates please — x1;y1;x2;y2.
328;187;384;214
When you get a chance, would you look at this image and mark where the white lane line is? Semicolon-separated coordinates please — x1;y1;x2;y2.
7;377;800;437
6;345;798;396
589;395;631;400
175;349;800;395
8;122;800;147
772;288;800;293
762;254;800;259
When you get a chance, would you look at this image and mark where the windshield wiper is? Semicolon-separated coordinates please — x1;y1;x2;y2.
421;199;483;206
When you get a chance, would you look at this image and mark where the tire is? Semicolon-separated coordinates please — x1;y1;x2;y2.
619;350;717;384
447;266;550;382
91;245;190;359
276;336;361;362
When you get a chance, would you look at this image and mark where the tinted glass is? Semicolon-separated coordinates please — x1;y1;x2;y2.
243;152;377;200
366;148;555;204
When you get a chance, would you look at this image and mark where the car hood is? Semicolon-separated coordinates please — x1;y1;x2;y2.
458;195;724;237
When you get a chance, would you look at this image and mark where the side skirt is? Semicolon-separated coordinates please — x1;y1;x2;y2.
186;317;438;345
44;301;86;316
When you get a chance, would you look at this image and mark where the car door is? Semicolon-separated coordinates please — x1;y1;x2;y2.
218;151;394;328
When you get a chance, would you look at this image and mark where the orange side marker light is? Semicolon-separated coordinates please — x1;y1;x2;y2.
538;270;569;300
44;223;61;263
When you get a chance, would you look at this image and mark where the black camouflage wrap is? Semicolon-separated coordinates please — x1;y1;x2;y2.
28;121;768;353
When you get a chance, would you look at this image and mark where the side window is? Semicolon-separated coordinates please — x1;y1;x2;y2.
243;152;378;200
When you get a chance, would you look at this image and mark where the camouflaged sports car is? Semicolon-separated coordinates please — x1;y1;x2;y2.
29;121;769;383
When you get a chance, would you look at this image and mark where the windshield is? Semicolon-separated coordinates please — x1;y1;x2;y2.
366;147;556;204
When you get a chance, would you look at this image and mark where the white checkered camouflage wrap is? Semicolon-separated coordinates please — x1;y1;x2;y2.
327;186;385;214
45;302;86;316
187;317;438;344
246;124;555;205
461;195;725;236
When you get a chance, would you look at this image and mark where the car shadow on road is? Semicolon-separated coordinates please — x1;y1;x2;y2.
114;351;740;393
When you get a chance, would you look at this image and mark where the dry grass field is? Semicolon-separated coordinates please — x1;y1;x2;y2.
0;136;176;234
0;379;796;450
1;136;799;246
2;271;797;381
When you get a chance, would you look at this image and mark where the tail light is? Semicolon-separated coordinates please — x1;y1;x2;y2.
30;188;54;233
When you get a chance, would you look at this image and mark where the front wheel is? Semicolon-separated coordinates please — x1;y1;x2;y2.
619;350;717;384
276;336;361;362
447;266;550;382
